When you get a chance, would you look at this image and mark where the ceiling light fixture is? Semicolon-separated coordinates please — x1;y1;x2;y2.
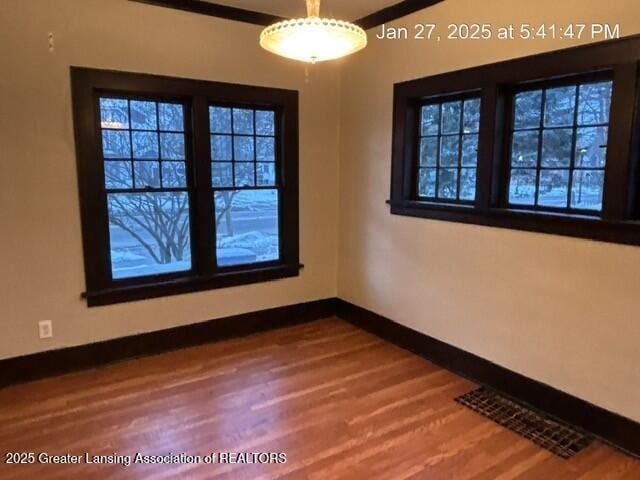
260;0;367;63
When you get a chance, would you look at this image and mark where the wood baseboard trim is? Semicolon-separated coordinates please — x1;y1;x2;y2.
0;298;337;388
2;296;637;458
334;299;640;458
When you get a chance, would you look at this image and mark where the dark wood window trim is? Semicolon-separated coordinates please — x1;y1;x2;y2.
71;67;300;306
390;35;640;246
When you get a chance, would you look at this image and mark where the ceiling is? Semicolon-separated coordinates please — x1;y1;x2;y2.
202;0;403;21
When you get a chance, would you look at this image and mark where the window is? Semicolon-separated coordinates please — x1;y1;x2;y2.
389;36;640;246
418;97;480;202
72;68;300;306
210;107;280;267
507;79;612;213
100;97;192;279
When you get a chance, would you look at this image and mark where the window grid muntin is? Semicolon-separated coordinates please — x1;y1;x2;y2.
417;96;480;204
210;106;278;190
100;96;189;194
508;78;612;214
98;95;194;281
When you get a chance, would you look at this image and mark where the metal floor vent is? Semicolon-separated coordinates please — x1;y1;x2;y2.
455;387;593;459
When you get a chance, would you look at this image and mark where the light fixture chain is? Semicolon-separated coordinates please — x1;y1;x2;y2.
306;0;320;17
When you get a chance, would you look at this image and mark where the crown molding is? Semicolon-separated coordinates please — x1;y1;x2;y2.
355;0;445;30
130;0;445;29
130;0;285;26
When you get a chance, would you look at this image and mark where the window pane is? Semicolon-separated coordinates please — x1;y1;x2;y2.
132;131;159;159
100;98;129;129
234;136;254;161
463;98;481;133
437;168;458;199
161;162;186;188
441;101;461;134
108;192;191;279
256;137;275;161
134;161;160;188
440;136;459;166
418;168;436;197
256;110;275;135
158;103;184;131
211;135;232;161
509;169;536;205
571;170;604;211
538;170;569;208
461;134;479;166
578;81;612;125
104;161;132;189
544;86;576;127
541;128;572;167
212;162;233;187
160;133;185;160
511;131;539;167
417;97;480;204
234;163;255;187
233;108;254;134
514;90;542;129
130;100;157;130
102;130;131;158
210;107;232;133
421;104;440;136
257;163;276;186
459;168;477;201
576;127;608;167
419;137;438;166
215;190;279;266
510;80;611;214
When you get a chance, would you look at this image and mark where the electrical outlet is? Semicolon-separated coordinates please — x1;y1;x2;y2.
38;320;53;339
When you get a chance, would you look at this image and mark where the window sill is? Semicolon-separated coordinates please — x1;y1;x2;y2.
388;200;640;246
82;263;303;307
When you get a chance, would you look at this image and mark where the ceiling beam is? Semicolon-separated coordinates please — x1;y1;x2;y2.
355;0;445;30
130;0;445;29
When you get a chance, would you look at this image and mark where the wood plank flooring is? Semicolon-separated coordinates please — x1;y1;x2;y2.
0;317;637;479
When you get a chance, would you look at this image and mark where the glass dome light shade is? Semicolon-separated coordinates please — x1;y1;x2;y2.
260;17;367;63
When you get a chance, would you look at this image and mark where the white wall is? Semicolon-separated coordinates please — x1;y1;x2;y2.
0;0;341;359
338;0;640;422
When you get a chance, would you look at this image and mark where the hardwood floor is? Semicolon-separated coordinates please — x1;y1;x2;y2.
0;317;637;479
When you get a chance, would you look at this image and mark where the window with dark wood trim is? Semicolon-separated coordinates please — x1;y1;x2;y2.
71;68;300;306
389;35;640;246
209;105;281;268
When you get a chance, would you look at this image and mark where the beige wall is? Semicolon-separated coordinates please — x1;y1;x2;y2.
338;0;640;422
0;0;340;359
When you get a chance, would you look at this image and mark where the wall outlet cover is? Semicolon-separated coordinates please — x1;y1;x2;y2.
38;320;53;339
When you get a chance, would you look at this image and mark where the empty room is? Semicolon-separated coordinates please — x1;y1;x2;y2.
2;0;640;478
